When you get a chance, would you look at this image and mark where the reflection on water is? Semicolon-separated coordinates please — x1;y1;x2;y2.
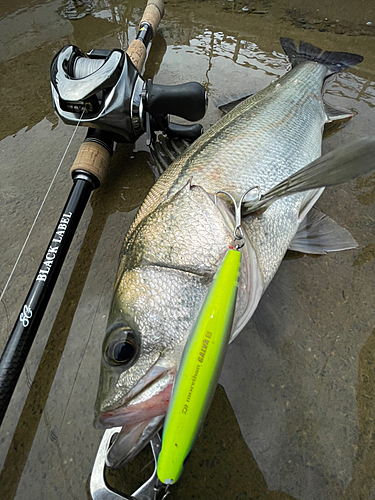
356;173;375;206
327;72;375;109
192;30;288;74
0;0;374;499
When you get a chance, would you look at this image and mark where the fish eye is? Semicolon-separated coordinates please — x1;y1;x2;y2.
113;340;135;362
105;324;139;367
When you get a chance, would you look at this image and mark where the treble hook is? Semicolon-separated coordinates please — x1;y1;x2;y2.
214;186;260;249
152;481;170;500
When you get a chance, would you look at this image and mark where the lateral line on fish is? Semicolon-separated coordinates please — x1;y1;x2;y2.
125;264;215;280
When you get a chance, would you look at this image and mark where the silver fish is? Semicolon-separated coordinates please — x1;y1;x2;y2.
94;38;373;468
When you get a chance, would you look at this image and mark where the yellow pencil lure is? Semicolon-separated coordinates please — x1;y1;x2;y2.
157;247;241;485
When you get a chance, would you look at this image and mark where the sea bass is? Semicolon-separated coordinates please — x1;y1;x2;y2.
94;39;371;468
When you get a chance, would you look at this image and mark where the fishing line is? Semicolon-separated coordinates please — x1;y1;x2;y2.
57;281;108;433
0;111;85;305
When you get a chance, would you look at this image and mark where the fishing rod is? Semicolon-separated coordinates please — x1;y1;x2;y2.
0;0;207;427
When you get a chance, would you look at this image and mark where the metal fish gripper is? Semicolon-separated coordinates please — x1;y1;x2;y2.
90;428;169;500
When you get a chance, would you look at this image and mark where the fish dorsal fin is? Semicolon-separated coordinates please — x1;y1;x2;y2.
280;37;363;76
149;137;193;180
289;208;357;255
242;137;375;214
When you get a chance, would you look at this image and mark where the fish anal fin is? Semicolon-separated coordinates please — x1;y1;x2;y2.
289;207;357;255
324;101;354;123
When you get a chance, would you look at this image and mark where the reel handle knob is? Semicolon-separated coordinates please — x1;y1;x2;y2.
146;81;207;122
166;123;203;141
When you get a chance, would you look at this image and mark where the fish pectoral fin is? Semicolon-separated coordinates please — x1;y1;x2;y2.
218;94;254;114
241;136;375;215
324;101;354;123
289;207;357;255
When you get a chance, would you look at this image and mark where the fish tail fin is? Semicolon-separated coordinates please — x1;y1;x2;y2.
279;37;363;76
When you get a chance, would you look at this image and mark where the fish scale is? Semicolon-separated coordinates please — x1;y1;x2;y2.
122;184;233;276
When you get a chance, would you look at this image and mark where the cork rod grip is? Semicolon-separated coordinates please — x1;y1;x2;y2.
70;142;111;185
126;39;148;73
140;0;164;33
127;0;164;72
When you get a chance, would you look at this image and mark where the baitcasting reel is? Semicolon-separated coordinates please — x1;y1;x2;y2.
50;45;207;144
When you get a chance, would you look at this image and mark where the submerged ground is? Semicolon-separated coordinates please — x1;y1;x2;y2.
0;0;374;499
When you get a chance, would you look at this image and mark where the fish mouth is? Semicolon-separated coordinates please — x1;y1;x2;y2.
94;365;177;469
106;414;165;469
94;364;176;468
95;364;176;430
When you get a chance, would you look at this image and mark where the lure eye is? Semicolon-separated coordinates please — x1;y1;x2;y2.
105;324;139;367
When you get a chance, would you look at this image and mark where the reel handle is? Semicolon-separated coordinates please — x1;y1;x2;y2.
147;81;207;122
127;0;164;72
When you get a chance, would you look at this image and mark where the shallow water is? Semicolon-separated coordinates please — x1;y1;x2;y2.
0;0;374;499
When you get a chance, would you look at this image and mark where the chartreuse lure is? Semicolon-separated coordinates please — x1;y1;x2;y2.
156;247;241;485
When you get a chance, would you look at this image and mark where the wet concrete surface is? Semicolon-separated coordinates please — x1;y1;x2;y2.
0;0;374;499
